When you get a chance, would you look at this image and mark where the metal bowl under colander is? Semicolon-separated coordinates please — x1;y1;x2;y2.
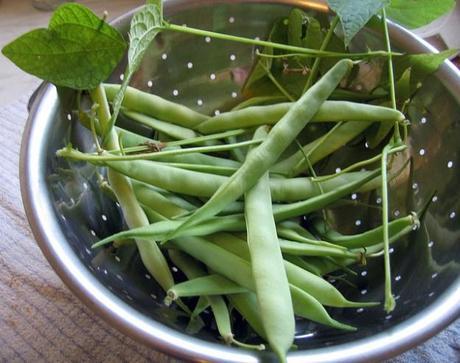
20;1;460;362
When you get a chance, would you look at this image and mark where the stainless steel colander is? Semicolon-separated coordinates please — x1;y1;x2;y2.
20;1;460;362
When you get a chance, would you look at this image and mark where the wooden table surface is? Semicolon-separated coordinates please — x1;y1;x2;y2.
0;1;459;362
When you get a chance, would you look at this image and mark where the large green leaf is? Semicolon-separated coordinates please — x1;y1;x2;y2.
1;3;126;89
387;0;455;29
327;0;390;46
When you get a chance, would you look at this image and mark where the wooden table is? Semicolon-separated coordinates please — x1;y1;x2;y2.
0;1;458;362
0;1;176;361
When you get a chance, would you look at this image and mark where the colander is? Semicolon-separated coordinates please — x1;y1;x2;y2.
20;1;460;362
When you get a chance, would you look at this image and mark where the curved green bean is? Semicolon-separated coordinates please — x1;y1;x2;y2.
312;213;419;249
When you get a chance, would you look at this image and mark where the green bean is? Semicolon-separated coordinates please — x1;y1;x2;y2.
227;293;267;341
272;168;381;221
279;238;359;259
104;84;208;128
161;163;238;176
232;96;289;110
97;154;378;202
165;274;247;304
93;167;383;249
141;203;169;223
277;224;348;250
290;284;356;331
207;233;375;308
168;249;264;350
92;215;245;248
272;121;371;176
170;60;354;238
312;213;419;249
90;86;175;293
190;296;210;319
208;296;264;350
123;109;198;140
196;101;405;134
284;261;377;308
284;255;325;276
132;181;191;219
132;180;197;212
116;127;156;148
244;131;294;360
173;235;359;331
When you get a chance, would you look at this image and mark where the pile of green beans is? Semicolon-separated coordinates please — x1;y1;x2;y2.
58;51;417;362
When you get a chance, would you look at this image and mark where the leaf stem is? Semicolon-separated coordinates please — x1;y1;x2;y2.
259;62;296;102
163;23;399;59
303;16;340;94
382;8;400;142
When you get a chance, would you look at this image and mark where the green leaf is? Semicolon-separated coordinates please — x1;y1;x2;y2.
106;4;163;137
288;9;307;47
387;0;455;29
327;0;390;46
392;49;457;93
1;3;126;89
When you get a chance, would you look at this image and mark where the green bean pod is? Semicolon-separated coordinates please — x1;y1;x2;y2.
290;284;356;331
173;235;358;330
165;274;247;303
196;101;405;134
123;109;198;140
284;261;377;308
227;292;267;341
104;156;378;202
245;142;294;360
93;167;382;248
104;84;208;128
133;181;191;219
90;86;175;294
272;121;371;176
279;238;359;259
272;168;381;220
207;233;375;308
168;249;264;350
312;212;419;249
171;59;354;238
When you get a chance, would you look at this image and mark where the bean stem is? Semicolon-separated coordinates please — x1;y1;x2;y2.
57;139;261;162
163;23;400;58
303;16;340;94
381;144;395;313
312;144;407;182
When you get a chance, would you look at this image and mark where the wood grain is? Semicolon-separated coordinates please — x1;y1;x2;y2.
0;97;181;362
